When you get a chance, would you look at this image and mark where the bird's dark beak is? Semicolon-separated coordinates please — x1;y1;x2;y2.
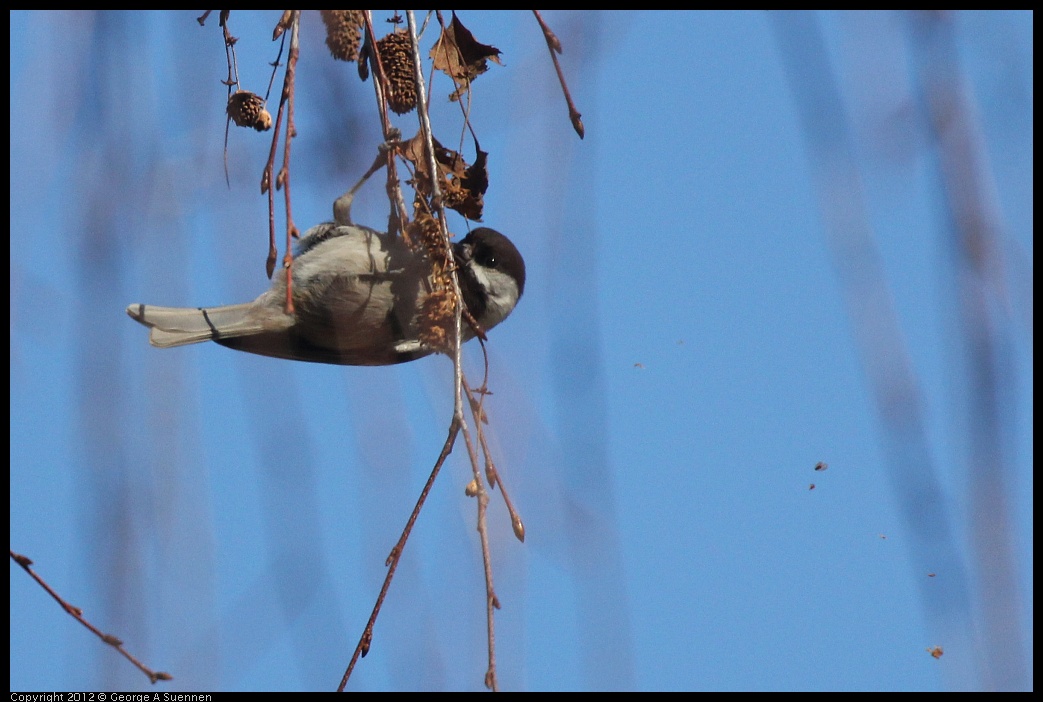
452;240;472;266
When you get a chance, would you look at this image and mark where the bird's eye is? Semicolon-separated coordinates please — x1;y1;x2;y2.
477;250;498;268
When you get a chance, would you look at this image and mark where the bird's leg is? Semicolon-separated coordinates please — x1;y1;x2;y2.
333;129;403;226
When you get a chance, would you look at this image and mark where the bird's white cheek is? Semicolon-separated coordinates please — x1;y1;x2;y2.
489;281;519;316
469;266;519;328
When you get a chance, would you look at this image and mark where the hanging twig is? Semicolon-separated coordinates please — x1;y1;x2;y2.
10;549;172;684
257;11;302;312
276;12;302;312
532;10;584;139
336;422;460;691
464;375;525;542
202;10;243;187
362;11;410;239
406;9;502;688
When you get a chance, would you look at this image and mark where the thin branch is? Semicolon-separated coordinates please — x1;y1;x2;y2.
457;408;501;691
258;11;302;309
276;11;302;313
264;15;289;102
411;14;503;680
10;549;172;684
405;13;503;685
336;423;461;691
218;10;241;90
362;12;410;238
464;376;525;542
401;10;463;427
261;27;290;280
532;10;584;139
338;13;472;689
329;11;522;689
210;10;241;188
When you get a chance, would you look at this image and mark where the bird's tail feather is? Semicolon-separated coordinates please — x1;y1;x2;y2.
126;303;268;348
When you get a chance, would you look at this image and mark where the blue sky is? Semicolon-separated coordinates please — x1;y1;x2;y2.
10;11;1033;692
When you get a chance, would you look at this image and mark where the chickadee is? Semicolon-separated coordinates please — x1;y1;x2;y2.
126;223;525;365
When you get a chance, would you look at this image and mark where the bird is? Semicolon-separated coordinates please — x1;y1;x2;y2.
126;223;524;366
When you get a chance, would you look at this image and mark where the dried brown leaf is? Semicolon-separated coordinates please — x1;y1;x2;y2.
430;12;502;101
398;133;488;221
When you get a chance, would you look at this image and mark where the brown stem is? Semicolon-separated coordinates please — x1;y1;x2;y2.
532;10;585;138
337;422;461;691
10;549;172;684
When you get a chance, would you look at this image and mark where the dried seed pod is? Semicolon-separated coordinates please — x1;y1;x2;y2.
320;10;364;62
407;214;457;351
442;180;468;212
226;90;272;131
418;287;458;352
412;213;446;259
377;29;418;115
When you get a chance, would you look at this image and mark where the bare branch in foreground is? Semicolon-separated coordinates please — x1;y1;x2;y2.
10;549;172;684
